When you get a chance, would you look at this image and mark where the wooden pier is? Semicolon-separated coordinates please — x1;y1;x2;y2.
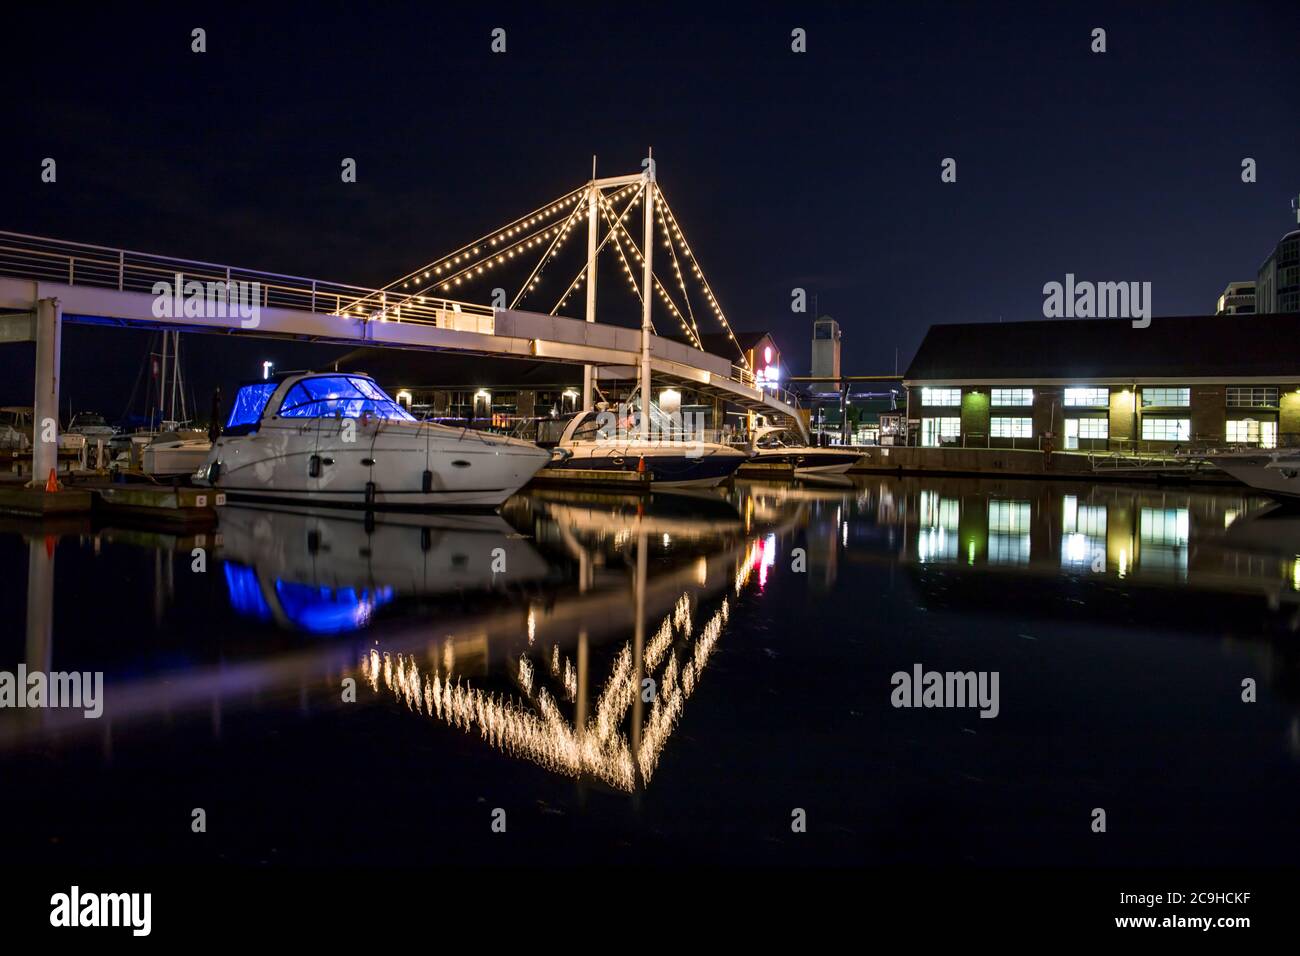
0;483;93;518
736;461;796;478
0;478;221;529
526;467;654;491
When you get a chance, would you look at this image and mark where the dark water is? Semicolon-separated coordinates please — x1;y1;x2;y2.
3;476;1300;868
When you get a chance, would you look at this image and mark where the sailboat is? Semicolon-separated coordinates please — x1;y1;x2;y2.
121;330;213;476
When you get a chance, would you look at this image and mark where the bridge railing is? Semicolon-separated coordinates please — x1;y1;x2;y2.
0;230;494;328
729;363;802;410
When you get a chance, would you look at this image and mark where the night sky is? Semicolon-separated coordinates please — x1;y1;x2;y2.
4;1;1297;420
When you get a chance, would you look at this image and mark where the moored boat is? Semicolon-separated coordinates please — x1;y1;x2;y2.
1210;449;1300;500
745;421;864;476
194;372;551;508
547;408;749;488
142;429;212;476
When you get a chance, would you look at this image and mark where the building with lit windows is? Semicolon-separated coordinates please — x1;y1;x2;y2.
903;313;1300;451
1215;280;1256;315
1257;229;1300;314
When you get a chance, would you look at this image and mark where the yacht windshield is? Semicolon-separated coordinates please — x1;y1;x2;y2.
226;383;279;431
277;376;415;421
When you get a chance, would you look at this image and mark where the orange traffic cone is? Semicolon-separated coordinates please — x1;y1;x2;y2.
44;468;60;493
636;456;646;475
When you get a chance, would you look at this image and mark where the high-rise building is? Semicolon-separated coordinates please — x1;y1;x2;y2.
1257;228;1300;314
811;316;841;392
1215;281;1256;315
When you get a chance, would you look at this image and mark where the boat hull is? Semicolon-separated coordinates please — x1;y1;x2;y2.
1213;456;1300;499
143;442;211;476
550;445;748;488
751;449;863;476
197;420;551;509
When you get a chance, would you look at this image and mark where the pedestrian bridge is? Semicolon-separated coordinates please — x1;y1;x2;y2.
0;229;805;433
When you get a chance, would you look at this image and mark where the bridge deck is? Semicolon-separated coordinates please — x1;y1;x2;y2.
0;230;803;432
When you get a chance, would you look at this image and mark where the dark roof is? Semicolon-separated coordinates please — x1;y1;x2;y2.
904;313;1300;381
335;348;581;388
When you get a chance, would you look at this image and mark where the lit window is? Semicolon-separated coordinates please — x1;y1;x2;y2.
1061;495;1108;570
989;500;1031;565
1141;387;1189;407
1064;387;1109;407
1077;417;1109;439
991;387;1033;406
991;416;1033;438
1226;418;1277;448
921;387;961;407
920;417;960;447
917;491;959;563
1226;386;1279;407
1140;507;1189;546
919;490;959;530
988;500;1031;533
1141;418;1190;441
1062;495;1108;536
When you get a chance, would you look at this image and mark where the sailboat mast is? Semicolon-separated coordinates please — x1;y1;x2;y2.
639;149;654;440
158;331;169;428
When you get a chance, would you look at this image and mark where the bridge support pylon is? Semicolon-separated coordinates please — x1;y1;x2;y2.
29;297;62;488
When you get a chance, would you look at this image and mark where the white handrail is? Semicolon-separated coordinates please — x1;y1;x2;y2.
0;230;495;323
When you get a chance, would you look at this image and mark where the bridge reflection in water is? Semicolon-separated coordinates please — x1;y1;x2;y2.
5;475;1300;771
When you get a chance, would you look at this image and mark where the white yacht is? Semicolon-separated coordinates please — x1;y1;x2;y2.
1211;449;1300;500
143;429;212;476
195;372;551;508
548;406;749;488
746;420;864;476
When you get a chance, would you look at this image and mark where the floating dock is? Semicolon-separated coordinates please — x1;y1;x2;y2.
0;483;93;518
0;478;221;528
526;467;654;491
91;485;223;529
736;461;796;478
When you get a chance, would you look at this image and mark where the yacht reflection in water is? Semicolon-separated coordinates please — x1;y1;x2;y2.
219;505;552;633
9;476;1300;768
3;486;798;783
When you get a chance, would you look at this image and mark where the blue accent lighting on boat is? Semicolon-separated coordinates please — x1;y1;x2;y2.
273;581;395;633
223;563;273;620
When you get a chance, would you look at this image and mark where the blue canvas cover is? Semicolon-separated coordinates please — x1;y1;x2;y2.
276;376;415;421
226;383;279;433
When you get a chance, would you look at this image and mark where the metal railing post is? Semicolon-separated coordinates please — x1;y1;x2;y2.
68;258;74;284
311;280;317;313
118;251;124;291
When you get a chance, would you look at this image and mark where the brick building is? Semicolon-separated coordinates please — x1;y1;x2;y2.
903;314;1300;451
